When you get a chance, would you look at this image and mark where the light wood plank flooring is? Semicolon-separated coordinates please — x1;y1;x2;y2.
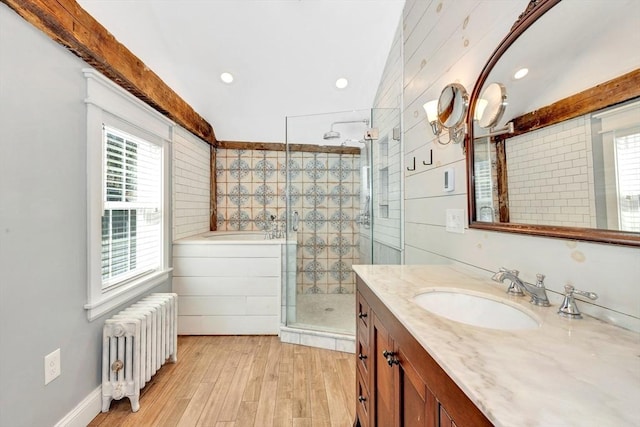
89;335;355;427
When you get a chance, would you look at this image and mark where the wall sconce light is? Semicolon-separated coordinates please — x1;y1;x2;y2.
423;99;440;136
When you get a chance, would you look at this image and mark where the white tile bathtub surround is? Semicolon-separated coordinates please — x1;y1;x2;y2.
397;0;639;332
354;264;640;427
172;127;211;240
172;232;284;334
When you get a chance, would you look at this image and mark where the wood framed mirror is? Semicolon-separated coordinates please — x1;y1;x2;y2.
466;0;640;246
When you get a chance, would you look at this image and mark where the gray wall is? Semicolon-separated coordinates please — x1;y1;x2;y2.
0;5;169;426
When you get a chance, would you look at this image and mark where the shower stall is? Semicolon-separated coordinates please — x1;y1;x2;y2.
283;108;402;338
214;107;401;343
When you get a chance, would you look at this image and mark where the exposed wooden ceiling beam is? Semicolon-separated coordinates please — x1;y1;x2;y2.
510;69;640;138
2;0;217;145
218;140;361;155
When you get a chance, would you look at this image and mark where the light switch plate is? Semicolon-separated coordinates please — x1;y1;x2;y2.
446;209;465;234
44;348;61;385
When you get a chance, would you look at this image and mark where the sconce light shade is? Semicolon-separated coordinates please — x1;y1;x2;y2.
423;100;440;136
423;100;439;123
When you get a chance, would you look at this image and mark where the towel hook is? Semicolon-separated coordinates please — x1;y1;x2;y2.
422;149;433;166
406;156;416;171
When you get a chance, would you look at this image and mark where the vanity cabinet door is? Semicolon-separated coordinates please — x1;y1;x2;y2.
373;315;435;427
439;406;457;427
397;347;435;427
373;315;395;427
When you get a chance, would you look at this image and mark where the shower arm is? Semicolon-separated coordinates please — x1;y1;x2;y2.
328;119;370;131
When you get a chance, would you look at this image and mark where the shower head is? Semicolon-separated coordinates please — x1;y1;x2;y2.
323;130;341;140
323;118;370;140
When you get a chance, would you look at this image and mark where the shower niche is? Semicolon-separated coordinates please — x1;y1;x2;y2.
377;135;390;219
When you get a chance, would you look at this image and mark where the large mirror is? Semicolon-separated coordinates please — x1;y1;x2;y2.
466;0;640;246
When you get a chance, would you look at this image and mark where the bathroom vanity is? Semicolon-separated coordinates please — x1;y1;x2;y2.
353;265;640;427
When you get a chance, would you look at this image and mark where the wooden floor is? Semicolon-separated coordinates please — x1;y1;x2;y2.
89;335;356;427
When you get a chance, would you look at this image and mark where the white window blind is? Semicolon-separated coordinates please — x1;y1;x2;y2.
474;139;494;221
614;129;640;232
102;126;162;289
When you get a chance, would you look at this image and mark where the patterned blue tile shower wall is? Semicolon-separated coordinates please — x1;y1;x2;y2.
216;148;360;294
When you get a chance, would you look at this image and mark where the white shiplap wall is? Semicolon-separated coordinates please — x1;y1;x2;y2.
396;0;640;331
172;127;211;240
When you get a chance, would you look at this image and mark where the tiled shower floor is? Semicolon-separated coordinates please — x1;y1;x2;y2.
291;293;356;336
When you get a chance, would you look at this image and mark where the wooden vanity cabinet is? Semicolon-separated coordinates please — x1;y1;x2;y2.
355;276;492;427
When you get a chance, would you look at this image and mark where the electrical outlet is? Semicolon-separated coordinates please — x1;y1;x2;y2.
44;348;61;385
445;209;465;234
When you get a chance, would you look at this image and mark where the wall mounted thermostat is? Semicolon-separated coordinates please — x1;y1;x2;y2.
443;168;455;192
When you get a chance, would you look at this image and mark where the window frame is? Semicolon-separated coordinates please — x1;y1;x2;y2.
84;69;172;321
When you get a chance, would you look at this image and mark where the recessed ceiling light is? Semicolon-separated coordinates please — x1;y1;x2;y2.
335;78;348;89
513;68;529;80
220;72;234;84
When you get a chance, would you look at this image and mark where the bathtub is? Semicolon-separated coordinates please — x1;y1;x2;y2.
176;230;290;243
172;231;296;335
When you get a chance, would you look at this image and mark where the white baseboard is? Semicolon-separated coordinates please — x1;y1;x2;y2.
54;386;101;427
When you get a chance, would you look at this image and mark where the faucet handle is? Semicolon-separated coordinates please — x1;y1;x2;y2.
558;285;598;319
499;267;519;276
565;284;598;300
535;274;545;287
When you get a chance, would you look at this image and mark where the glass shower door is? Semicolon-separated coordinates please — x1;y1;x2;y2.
285;110;370;335
367;108;403;265
283;107;402;336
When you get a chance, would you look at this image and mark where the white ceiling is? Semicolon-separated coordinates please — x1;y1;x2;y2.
485;0;640;128
77;0;405;143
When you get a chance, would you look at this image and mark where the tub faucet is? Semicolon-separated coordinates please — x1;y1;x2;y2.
265;215;284;239
492;268;551;307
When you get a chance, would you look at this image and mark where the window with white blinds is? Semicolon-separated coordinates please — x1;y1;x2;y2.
101;127;162;288
595;100;640;232
84;68;172;321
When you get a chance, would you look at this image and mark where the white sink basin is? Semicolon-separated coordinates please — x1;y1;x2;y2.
412;289;540;330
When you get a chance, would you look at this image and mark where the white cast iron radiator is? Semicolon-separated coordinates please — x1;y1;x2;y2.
101;293;178;412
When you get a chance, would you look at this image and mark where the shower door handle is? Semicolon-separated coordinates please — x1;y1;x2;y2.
292;210;299;231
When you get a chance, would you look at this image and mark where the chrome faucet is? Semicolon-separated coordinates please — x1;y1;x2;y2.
264;215;284;239
492;268;551;307
500;268;523;296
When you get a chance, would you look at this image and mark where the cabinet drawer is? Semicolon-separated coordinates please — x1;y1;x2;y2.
357;292;370;337
356;371;370;427
356;331;370;380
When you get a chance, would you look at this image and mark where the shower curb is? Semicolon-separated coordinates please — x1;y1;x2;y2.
279;325;355;353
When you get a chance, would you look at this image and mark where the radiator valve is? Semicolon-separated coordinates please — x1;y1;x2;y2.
111;359;123;373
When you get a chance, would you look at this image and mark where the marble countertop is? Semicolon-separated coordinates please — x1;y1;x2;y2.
353;264;640;427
